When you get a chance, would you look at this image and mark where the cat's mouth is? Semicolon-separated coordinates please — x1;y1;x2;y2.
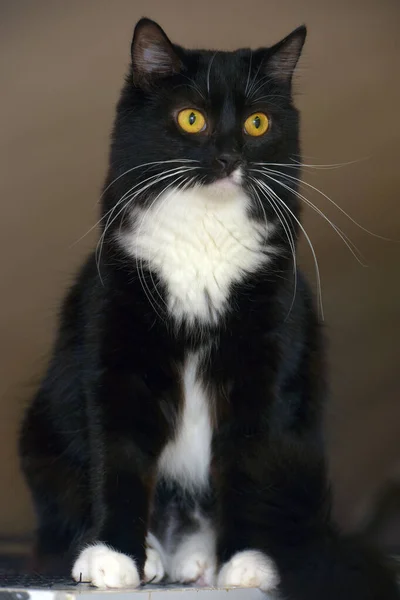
210;168;243;191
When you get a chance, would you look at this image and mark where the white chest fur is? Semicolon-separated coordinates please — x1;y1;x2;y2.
157;353;212;491
120;184;270;324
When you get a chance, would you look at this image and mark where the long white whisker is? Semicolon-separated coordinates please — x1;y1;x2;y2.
247;73;276;101
269;173;366;265
263;167;397;242
249;178;297;268
256;178;324;319
250;178;298;319
95;166;195;282
254;158;368;171
246;67;267;99
136;175;194;315
100;159;197;201
70;160;198;247
105;165;196;229
278;166;396;242
98;166;197;249
252;168;366;265
95;166;197;283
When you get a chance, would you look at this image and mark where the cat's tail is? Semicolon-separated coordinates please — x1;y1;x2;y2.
233;440;400;599
275;533;399;600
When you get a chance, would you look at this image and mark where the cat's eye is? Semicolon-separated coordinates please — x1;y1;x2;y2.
177;109;206;134
244;112;269;137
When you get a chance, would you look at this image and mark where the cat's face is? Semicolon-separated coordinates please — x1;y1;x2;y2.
105;18;306;225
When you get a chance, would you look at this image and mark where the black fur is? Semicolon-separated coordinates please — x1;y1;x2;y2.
19;18;399;599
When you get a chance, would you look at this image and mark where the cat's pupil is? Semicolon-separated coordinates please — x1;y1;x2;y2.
189;112;196;125
253;115;261;128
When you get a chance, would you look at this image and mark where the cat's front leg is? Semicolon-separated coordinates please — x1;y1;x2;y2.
214;350;285;592
72;445;157;588
72;366;170;588
215;430;281;593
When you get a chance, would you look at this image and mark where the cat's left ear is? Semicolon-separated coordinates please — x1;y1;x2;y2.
264;26;307;85
131;18;183;86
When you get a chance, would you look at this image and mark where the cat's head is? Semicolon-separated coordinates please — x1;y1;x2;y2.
105;18;306;223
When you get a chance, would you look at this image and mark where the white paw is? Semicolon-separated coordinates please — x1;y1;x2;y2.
72;543;140;588
217;550;279;591
167;523;216;586
169;550;216;586
144;546;165;583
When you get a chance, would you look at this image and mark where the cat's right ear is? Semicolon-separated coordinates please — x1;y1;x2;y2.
131;18;183;87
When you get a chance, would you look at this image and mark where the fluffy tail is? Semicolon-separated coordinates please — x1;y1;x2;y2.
229;441;400;599
276;534;399;600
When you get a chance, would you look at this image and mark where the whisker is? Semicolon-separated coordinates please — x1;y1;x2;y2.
95;166;197;284
100;159;197;201
248;79;274;101
175;74;206;101
263;171;366;265
256;165;397;242
251;168;366;265
247;71;270;100
136;174;195;315
254;158;367;171
244;51;253;97
250;178;298;319
95;165;194;280
247;68;307;101
255;178;324;319
249;94;288;106
70;159;198;247
289;153;372;168
207;51;218;98
249;178;297;268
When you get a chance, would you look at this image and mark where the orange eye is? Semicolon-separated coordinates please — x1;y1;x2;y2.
177;109;206;134
244;112;269;137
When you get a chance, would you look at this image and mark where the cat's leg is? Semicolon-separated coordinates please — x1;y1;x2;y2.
216;437;281;594
71;440;157;588
20;395;93;575
71;357;175;588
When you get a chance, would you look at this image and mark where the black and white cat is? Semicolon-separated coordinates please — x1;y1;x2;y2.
19;18;399;599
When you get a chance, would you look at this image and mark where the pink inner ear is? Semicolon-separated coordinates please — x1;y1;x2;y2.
267;27;306;84
142;45;172;74
132;20;182;81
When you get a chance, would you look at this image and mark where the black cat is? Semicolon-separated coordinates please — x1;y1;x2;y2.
19;18;399;599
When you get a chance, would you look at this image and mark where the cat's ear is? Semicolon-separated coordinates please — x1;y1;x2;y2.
264;26;307;85
131;18;183;86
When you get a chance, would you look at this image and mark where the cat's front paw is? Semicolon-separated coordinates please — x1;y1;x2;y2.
72;543;140;588
144;546;165;583
217;550;279;591
167;528;216;586
169;549;216;586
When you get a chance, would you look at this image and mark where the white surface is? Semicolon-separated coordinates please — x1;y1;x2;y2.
1;585;271;599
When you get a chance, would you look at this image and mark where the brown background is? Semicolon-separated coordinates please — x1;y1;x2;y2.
1;0;399;543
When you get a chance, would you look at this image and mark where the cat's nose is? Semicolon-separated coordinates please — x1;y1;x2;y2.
216;153;240;175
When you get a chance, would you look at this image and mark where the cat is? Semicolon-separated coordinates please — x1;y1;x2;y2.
19;17;400;599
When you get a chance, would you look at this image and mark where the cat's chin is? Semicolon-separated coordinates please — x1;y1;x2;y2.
203;175;243;199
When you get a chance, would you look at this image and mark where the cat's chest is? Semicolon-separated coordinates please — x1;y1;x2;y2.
157;352;213;490
120;186;270;324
